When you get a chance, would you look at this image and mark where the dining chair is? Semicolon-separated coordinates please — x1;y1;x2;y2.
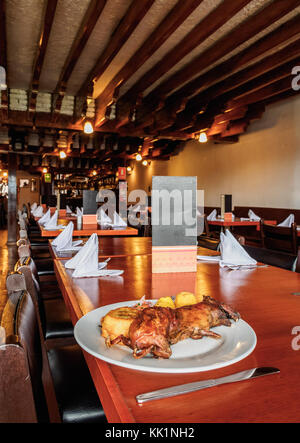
197;215;220;250
14;257;73;342
2;274;106;423
260;220;298;254
243;244;299;272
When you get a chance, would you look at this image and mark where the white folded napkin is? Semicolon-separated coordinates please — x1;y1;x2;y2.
97;208;112;225
76;207;83;217
30;203;37;213
207;209;217;221
44;210;65;230
38;209;51;226
277;214;295;227
197;255;220;262
66;205;72;214
64;233;123;278
32;205;44;217
51;222;82;251
219;229;257;268
248;209;261;221
113;211;127;227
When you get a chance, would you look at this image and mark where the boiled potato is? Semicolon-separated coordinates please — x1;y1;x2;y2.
175;291;197;308
155;297;175;309
195;293;204;303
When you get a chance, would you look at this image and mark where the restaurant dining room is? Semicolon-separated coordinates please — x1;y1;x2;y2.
1;0;300;428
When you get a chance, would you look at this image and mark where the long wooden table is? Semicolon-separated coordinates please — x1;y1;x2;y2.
208;218;277;230
53;240;300;423
49;237;152;259
39;218;138;237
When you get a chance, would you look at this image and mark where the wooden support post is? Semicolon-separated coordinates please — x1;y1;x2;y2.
7;153;17;245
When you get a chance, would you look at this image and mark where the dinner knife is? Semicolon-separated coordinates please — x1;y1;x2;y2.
136;367;280;404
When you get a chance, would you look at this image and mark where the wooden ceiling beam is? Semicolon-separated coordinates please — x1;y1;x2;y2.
132;11;300;132
94;0;205;127
175;56;299;132
143;0;300;106
52;0;107;118
184;38;300;116
28;0;58;113
169;14;300;112
115;0;252;128
77;0;155;98
226;76;295;110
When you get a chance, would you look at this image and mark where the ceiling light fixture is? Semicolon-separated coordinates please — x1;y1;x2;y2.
199;132;208;143
59;151;67;159
136;153;142;162
83;120;94;135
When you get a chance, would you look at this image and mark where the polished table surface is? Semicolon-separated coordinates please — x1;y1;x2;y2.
54;241;300;423
39;218;138;237
208;218;277;230
49;237;152;259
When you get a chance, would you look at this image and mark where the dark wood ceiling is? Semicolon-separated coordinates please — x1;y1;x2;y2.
0;0;300;176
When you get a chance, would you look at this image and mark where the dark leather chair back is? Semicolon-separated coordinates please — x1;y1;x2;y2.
0;273;47;422
14;258;47;338
243;245;298;272
261;221;298;254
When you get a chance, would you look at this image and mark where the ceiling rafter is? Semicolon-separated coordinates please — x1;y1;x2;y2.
130;10;300;134
28;0;58;114
52;0;107;119
115;0;252;129
94;0;205;128
77;0;155;99
142;0;300;108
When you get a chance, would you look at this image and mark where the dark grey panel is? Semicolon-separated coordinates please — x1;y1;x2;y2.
83;190;98;214
152;176;197;247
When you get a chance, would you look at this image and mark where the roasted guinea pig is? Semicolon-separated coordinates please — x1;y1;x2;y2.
104;296;240;359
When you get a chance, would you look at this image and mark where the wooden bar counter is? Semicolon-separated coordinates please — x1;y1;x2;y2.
54;248;300;423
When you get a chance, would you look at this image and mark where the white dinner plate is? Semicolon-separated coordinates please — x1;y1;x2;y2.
74;300;257;373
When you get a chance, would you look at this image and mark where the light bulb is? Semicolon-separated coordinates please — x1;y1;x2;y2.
127;166;132;172
142;160;148;166
59;151;67;159
42;168;48;174
199;132;208;143
83;121;94;134
136;153;142;162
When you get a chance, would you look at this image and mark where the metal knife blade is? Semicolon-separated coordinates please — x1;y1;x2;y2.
136;367;280;404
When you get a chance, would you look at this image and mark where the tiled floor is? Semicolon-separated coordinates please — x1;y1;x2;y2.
0;230;18;319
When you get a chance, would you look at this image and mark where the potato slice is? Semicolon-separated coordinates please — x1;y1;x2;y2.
101;307;139;341
155;297;175;309
175;291;197;308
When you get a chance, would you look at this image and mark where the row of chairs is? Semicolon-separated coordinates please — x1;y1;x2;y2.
0;210;107;423
198;215;300;272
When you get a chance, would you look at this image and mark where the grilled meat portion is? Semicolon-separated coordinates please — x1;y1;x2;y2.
106;296;240;359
